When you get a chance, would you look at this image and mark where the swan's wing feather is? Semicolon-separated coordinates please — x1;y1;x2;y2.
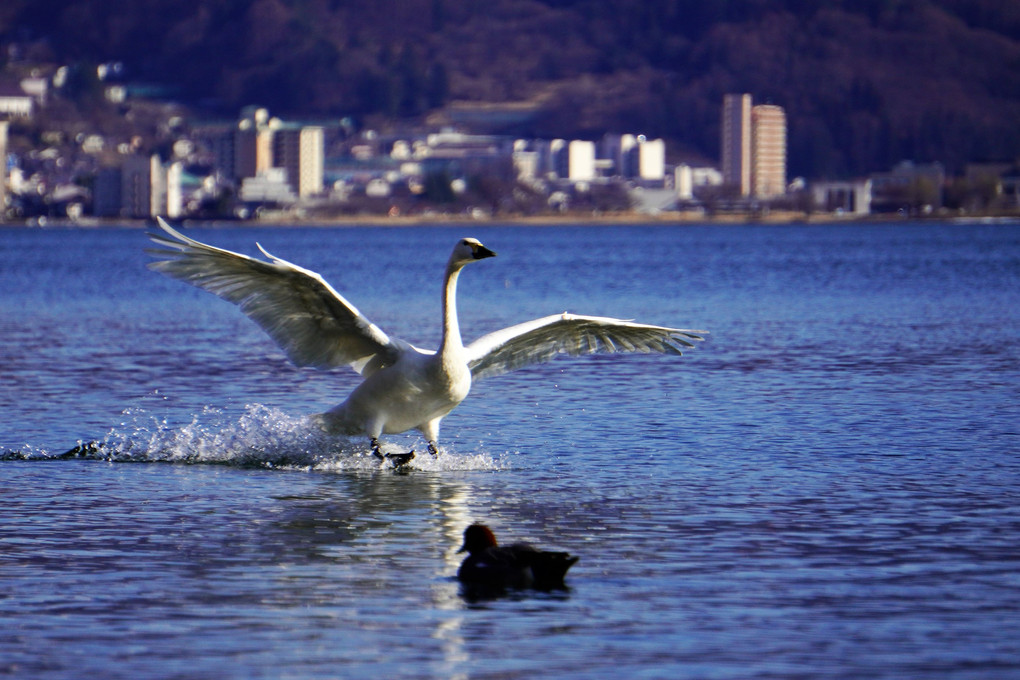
465;312;706;381
147;217;399;373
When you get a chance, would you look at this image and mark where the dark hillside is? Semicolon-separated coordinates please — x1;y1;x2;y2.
3;0;1019;178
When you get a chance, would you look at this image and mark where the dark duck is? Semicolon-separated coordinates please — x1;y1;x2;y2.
457;523;579;591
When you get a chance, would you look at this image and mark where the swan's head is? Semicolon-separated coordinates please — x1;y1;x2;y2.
450;238;497;266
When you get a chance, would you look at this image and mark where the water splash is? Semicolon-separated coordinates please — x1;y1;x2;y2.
3;404;508;472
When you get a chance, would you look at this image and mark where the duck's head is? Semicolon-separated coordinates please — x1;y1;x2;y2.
450;238;496;267
458;523;499;554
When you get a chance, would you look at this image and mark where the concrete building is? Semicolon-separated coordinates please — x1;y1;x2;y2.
235;124;274;180
0;86;33;118
273;126;324;197
0;121;7;220
811;179;872;215
567;140;596;181
92;155;177;218
512;140;541;181
751;104;787;199
121;155;156;218
636;137;665;180
166;162;183;218
239;168;296;205
675;164;693;201
216;116;275;184
600;134;666;180
601;134;637;177
721;94;752;196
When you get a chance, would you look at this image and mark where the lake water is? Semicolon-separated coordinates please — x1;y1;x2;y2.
2;221;1019;679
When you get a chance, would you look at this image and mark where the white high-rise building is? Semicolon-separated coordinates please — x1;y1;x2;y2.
675;164;693;201
636;137;665;180
567;140;596;181
0;121;7;220
751;104;787;199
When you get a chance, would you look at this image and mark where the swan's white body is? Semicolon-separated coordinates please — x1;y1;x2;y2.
148;218;705;459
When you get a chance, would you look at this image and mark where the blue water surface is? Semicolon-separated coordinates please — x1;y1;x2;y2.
1;221;1019;679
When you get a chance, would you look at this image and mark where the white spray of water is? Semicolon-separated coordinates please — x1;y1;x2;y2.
46;404;509;472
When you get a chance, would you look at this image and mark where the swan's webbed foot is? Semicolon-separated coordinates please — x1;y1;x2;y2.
59;440;104;458
371;438;415;468
427;441;440;457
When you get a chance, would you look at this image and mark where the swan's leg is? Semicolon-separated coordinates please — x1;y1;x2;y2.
370;437;385;460
421;420;442;458
370;437;415;467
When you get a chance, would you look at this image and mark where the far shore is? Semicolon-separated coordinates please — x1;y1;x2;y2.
2;209;1018;229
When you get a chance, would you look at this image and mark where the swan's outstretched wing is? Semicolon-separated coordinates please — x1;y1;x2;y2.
147;217;400;375
465;313;705;381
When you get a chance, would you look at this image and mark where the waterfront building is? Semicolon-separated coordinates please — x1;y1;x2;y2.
239;168;297;205
601;134;636;177
0;121;7;219
751;104;787;199
636;137;665;180
0;86;33;119
273;126;324;197
232;123;274;181
600;134;666;180
675;164;693;201
567;140;596;181
811;179;872;215
721;94;752;196
721;94;788;199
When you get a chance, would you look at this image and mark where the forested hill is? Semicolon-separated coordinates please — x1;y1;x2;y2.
3;0;1020;178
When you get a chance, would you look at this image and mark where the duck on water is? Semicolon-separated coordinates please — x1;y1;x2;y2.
143;218;705;466
457;523;579;591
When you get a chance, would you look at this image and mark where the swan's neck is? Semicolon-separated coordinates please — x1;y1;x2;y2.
440;263;464;355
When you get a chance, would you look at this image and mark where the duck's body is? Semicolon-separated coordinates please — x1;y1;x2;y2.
147;217;705;464
457;524;578;590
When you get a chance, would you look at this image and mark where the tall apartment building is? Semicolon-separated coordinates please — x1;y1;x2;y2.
94;155;181;218
567;140;596;181
0;121;7;220
231;124;274;182
636;137;665;180
721;94;752;196
272;126;324;197
721;94;787;199
751;104;787;199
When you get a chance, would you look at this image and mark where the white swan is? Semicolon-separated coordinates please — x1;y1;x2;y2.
148;217;705;465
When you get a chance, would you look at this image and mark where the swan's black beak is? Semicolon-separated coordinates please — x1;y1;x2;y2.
473;244;497;260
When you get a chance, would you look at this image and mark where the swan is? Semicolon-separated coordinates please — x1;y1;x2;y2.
147;217;705;465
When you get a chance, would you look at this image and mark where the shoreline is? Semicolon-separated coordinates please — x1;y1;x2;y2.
3;210;1018;229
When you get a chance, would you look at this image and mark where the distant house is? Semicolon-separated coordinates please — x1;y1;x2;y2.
811;180;873;215
870;161;945;213
19;76;48;104
0;84;33;118
239;168;296;205
966;161;1020;208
